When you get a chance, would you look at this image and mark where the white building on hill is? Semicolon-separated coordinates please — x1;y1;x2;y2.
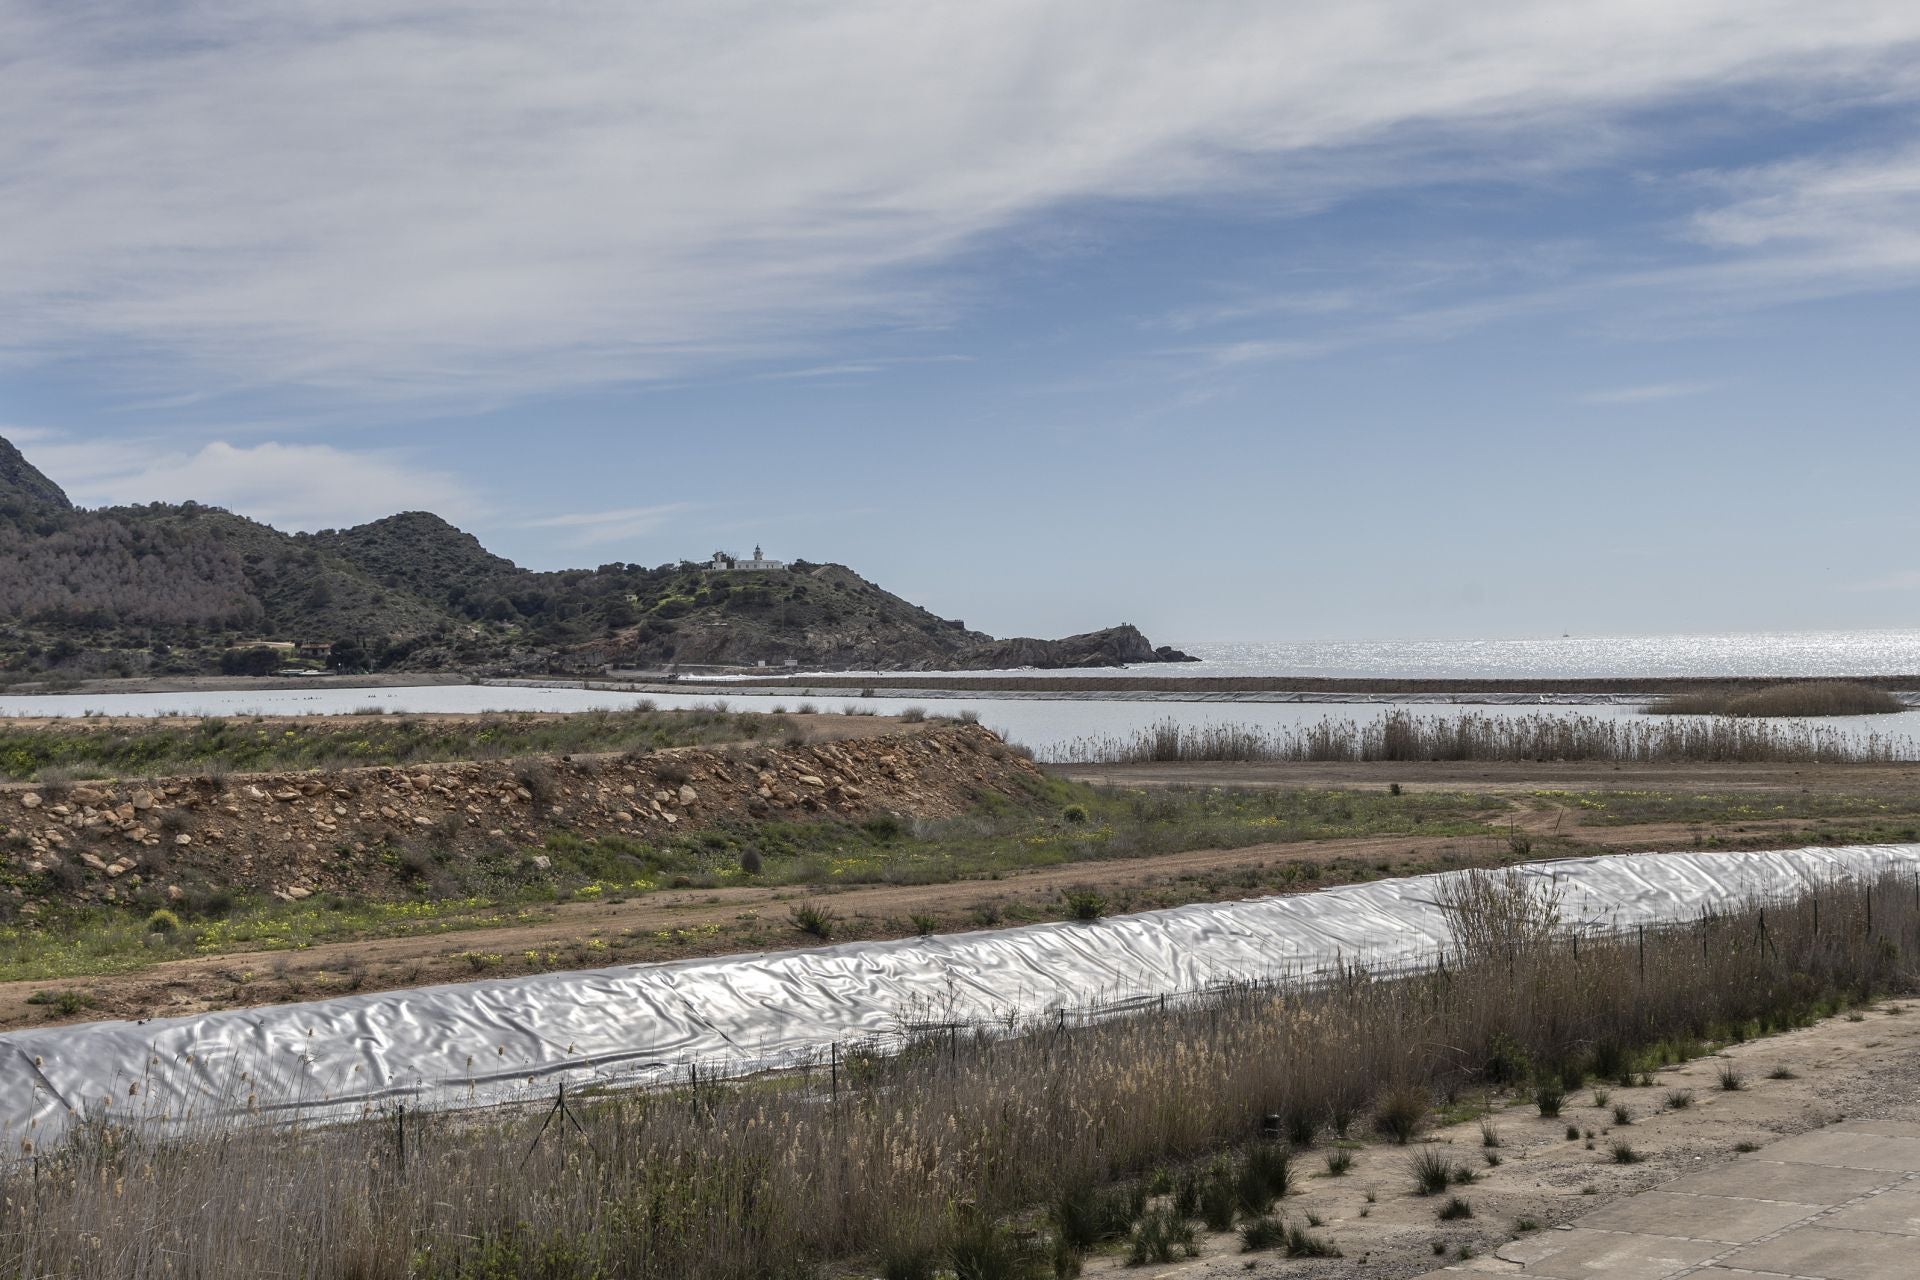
710;545;787;572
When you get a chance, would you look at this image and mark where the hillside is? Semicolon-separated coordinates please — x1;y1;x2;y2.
0;435;1191;680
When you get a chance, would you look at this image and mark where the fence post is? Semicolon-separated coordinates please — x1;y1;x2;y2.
396;1103;405;1179
831;1042;838;1101
1638;925;1645;980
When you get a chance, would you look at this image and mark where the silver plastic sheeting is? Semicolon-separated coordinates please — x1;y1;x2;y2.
4;843;1918;1144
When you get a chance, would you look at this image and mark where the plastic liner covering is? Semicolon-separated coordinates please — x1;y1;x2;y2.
4;843;1917;1143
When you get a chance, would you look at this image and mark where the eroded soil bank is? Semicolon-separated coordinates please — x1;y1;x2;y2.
1;721;1034;915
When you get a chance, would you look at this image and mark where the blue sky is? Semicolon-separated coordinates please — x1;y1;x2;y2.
5;2;1920;644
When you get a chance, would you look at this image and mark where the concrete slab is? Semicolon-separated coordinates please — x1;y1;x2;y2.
1660;1160;1894;1205
1572;1191;1816;1243
1817;1186;1920;1236
1822;1120;1920;1140
1722;1224;1920;1280
1497;1227;1724;1279
1753;1130;1920;1173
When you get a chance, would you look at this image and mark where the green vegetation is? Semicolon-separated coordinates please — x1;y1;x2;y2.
1650;681;1905;718
0;706;790;781
1541;788;1920;832
0;895;546;984
529;779;1495;893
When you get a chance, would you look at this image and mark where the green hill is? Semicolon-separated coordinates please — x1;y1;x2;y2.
0;435;1190;681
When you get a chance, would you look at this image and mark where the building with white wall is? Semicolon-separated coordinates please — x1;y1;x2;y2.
710;545;787;572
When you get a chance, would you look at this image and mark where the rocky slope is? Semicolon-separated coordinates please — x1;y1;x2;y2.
0;433;1189;677
0;723;1042;913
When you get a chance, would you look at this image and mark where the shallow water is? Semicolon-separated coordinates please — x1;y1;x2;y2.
695;628;1920;681
4;684;1919;760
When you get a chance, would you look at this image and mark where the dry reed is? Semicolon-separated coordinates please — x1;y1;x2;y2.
1054;710;1915;765
1649;681;1906;718
2;873;1912;1279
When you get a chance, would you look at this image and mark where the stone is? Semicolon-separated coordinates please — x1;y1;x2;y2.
531;855;552;871
678;785;698;806
174;833;192;847
20;794;41;809
286;886;311;900
797;775;827;788
165;884;184;902
131;790;154;810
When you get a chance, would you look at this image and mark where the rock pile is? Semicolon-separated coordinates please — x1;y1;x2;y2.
0;723;1041;911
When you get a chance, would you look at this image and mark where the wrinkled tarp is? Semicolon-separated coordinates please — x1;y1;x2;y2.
4;844;1916;1142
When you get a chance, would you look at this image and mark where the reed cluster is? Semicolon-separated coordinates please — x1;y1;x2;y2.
1649;681;1906;718
2;872;1911;1279
1055;710;1914;765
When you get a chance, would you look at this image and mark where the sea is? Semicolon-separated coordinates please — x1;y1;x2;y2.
1172;631;1920;680
803;629;1920;682
2;629;1918;759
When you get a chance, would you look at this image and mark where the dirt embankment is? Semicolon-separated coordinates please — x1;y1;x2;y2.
0;722;1040;914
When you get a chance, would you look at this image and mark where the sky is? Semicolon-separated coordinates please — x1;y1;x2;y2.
4;1;1920;645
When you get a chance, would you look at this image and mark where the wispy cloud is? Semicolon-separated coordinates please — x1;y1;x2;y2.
1579;382;1716;405
752;354;974;382
30;433;479;531
1843;570;1920;592
6;3;1920;407
524;504;697;546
